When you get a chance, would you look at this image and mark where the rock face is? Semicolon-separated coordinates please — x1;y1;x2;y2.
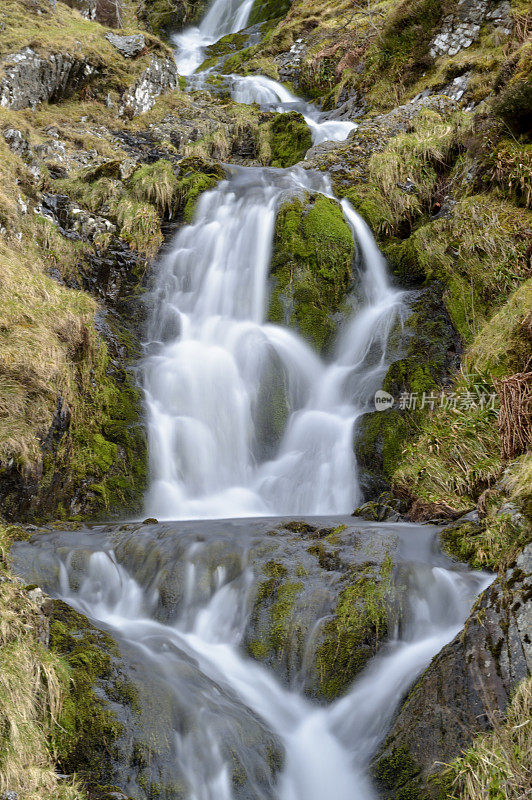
429;0;512;58
0;48;96;110
105;32;146;58
120;55;179;116
373;543;532;799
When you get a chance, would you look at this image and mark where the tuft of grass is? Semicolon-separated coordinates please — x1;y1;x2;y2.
129;159;178;216
111;195;163;257
446;676;532;800
0;523;84;800
368;109;469;231
467;279;532;378
393;371;502;510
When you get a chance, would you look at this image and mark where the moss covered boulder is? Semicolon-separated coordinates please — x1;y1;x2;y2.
354;283;460;499
372;543;532;798
269;193;355;352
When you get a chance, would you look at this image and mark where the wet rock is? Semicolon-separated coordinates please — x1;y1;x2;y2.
372;543;532;798
19;575;284;800
0;48;96;110
352;493;408;522
105;32;146;58
120;56;178;116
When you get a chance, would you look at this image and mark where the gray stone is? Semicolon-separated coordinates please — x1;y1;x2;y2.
373;543;532;797
3;128;32;158
105;32;146;58
0;48;96;110
119;56;179;116
429;0;511;58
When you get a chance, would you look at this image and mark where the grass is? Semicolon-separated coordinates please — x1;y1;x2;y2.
367;109;470;232
446;676;532;800
0;0;173;100
393;371;502;510
0;524;84;800
130;158;179;215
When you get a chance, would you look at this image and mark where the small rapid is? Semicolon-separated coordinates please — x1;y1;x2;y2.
13;521;492;800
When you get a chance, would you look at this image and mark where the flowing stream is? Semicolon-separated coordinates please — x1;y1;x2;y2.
16;3;494;799
14;520;492;800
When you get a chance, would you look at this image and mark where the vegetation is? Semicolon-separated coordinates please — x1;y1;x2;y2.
447;676;532;800
315;556;396;700
269;193;355;351
0;523;83;800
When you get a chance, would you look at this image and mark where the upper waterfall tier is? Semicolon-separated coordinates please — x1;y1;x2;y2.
143;166;404;520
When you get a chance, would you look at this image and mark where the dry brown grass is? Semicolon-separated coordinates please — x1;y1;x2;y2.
447;676;532;800
0;238;95;469
0;525;83;800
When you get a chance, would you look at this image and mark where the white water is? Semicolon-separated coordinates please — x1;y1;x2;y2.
53;541;491;800
143;165;404;520
174;0;254;75
229;74;357;146
174;0;356;146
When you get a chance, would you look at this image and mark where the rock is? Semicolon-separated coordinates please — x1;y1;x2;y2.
37;193;116;243
18;583;284;800
354;284;461;500
3;128;32;158
429;0;512;59
352;493;407;522
0;48;96;110
442;70;472;101
372;543;532;798
60;0;97;19
105;32;146;58
119;55;179;116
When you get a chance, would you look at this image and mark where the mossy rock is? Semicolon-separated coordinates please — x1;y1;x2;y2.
314;556;396;700
265;111;312;168
354;284;460;499
269;193;355;352
49;599;126;780
175;156;226;222
248;0;292;26
372;745;429;800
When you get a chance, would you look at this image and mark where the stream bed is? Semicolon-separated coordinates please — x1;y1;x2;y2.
13;518;491;800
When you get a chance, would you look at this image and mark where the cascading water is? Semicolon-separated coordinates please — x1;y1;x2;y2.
143;166;404;520
13;522;493;800
14;5;494;800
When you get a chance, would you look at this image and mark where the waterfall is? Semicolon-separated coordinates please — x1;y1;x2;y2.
143;164;404;520
13;524;492;800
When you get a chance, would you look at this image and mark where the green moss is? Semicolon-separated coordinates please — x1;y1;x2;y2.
49;600;123;780
373;746;427;800
248;0;292;26
259;112;312;168
174;157;226;222
269;193;355;351
315;556;395;700
247;563;304;664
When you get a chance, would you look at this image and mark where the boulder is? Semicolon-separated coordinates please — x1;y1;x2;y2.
105;33;146;58
119;55;178;116
372;543;532;798
0;48;96;110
